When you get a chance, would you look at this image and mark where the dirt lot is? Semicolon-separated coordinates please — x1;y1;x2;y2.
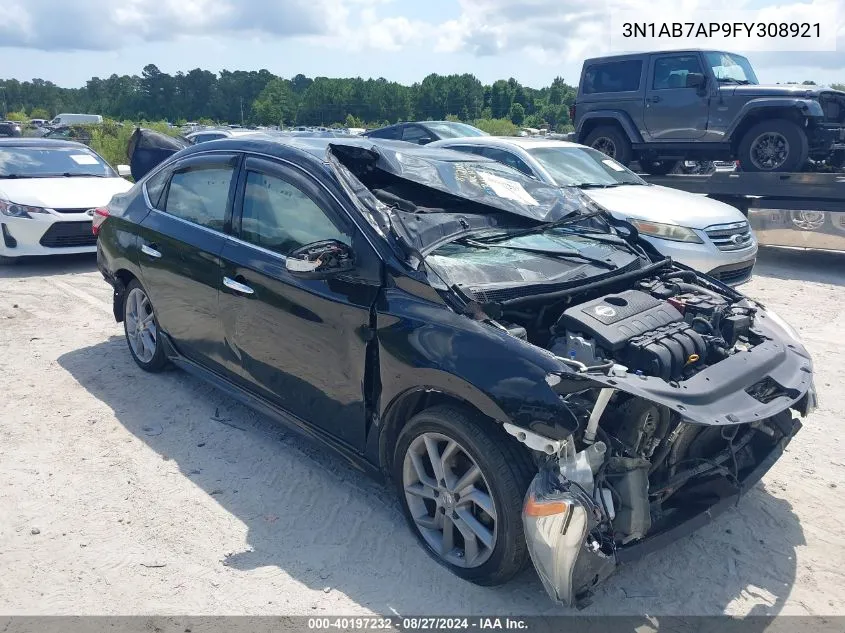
1;248;843;617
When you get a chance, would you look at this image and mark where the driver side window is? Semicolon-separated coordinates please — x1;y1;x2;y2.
240;171;350;256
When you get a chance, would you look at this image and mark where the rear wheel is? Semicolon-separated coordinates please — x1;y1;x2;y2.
123;279;168;372
737;119;809;172
393;405;535;586
584;125;633;165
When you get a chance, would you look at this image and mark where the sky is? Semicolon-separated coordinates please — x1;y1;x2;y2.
0;0;843;88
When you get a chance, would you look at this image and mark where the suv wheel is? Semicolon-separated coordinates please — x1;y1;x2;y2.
738;119;809;172
584;126;633;165
393;405;535;586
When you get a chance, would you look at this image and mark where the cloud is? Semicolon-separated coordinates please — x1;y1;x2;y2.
435;0;844;75
0;0;377;51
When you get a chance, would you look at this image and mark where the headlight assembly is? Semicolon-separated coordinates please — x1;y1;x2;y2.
0;199;49;219
627;219;703;243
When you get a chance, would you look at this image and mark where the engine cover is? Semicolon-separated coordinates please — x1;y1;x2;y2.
554;290;708;381
557;290;682;351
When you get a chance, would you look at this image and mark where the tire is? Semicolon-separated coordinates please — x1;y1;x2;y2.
737;119;809;172
640;160;678;175
122;279;168;372
0;255;19;266
392;405;535;586
584;125;633;165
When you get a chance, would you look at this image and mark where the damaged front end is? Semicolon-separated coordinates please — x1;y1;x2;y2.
508;277;814;607
318;138;815;606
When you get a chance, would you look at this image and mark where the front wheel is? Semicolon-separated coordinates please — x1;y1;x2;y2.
737;119;809;172
123;279;168;372
393;405;535;586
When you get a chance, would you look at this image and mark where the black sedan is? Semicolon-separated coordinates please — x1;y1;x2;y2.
97;135;815;606
363;120;487;144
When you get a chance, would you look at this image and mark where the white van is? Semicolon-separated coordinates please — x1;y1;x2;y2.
49;113;103;126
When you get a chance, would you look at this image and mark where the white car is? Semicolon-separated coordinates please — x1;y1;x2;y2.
0;139;133;264
429;137;758;285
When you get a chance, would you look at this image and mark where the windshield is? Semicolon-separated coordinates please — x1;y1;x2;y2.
428;229;639;289
528;146;646;187
0;146;115;178
425;122;489;138
705;52;759;85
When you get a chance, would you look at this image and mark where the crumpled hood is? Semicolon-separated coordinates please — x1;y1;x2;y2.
583;184;747;230
0;177;133;209
327;141;592;224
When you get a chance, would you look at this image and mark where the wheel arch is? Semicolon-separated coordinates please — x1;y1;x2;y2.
111;268;139;322
576;111;642;144
727;103;813;151
376;387;509;476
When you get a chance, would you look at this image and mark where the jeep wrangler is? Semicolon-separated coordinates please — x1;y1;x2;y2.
572;49;845;173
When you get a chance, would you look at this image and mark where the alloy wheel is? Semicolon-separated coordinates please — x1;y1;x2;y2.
125;287;158;363
402;432;498;568
750;132;789;170
592;137;617;158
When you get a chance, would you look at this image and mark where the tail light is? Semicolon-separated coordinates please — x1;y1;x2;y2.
91;207;110;236
569;104;576;122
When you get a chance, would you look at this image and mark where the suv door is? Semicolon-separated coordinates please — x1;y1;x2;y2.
218;155;382;450
644;53;710;140
137;153;239;373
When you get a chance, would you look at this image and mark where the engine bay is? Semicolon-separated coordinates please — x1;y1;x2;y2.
486;269;810;606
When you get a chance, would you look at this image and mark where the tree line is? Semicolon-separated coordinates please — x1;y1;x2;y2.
0;65;577;131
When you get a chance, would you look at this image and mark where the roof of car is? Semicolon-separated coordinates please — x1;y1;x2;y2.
183;134;499;164
430;136;583;150
583;49;730;64
0;137;90;149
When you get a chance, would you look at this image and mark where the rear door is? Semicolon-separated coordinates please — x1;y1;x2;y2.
218;155;382;450
644;53;710;140
137;153;239;375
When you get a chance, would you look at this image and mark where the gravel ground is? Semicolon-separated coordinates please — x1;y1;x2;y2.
0;247;843;616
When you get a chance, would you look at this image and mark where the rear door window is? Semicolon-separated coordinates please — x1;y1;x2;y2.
161;158;237;232
401;125;432;143
366;126;401;140
582;60;643;94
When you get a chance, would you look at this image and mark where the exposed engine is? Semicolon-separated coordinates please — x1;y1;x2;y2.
547;282;758;381
499;273;811;607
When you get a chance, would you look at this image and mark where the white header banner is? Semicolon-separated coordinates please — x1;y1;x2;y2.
610;8;837;52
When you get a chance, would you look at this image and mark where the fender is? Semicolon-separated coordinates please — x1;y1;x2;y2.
576;110;644;144
366;284;592;466
725;98;825;138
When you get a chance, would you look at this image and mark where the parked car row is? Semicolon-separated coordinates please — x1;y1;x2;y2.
91;132;814;607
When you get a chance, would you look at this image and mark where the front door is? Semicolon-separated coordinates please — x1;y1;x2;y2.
644;53;710;140
137;153;239;374
218;155;382;450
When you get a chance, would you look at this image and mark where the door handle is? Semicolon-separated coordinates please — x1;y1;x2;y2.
648;95;662;103
223;276;254;295
141;243;162;259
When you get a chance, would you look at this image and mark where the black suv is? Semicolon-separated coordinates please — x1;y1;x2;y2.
572;49;845;173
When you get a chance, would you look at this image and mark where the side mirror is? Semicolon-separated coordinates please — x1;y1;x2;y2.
686;73;706;90
116;164;132;178
285;239;354;278
417;137;433;145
